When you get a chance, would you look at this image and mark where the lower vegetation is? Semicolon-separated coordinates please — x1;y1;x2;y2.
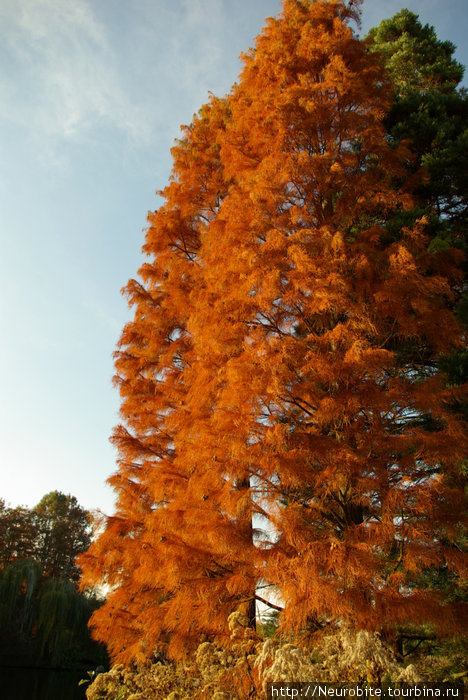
84;613;466;699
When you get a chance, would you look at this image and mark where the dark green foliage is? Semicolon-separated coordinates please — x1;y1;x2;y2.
386;89;468;238
0;491;92;581
366;9;464;95
0;558;41;633
367;10;468;248
0;492;104;669
0;501;37;567
0;559;106;668
455;290;468;327
33;491;92;582
368;9;468;413
36;579;104;666
365;7;468;662
440;351;468;387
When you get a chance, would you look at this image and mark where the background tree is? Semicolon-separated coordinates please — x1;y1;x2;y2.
368;13;468;643
0;492;102;668
32;491;92;582
80;0;468;664
367;10;468;260
0;499;36;567
366;9;468;388
0;491;92;579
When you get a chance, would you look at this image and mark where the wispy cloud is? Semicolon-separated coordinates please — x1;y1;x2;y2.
0;0;150;145
0;0;285;168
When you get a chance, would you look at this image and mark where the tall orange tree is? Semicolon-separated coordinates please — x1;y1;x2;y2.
80;0;468;662
79;96;260;662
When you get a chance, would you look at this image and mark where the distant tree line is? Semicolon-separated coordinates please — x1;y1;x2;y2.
0;491;107;669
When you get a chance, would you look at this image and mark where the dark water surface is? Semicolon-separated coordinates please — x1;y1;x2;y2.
0;667;88;700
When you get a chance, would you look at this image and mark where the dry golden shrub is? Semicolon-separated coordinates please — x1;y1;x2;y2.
86;620;428;700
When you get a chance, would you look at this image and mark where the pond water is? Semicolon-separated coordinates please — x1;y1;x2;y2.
0;667;89;700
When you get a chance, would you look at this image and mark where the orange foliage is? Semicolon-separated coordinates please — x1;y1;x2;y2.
79;0;468;663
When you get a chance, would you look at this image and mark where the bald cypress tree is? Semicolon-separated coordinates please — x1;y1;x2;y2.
80;0;468;663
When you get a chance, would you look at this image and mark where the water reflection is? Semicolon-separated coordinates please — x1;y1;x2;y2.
0;667;88;700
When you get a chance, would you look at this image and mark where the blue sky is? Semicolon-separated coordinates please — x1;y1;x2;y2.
1;0;467;516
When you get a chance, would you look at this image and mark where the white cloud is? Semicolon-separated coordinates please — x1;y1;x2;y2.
0;0;286;171
0;0;150;144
